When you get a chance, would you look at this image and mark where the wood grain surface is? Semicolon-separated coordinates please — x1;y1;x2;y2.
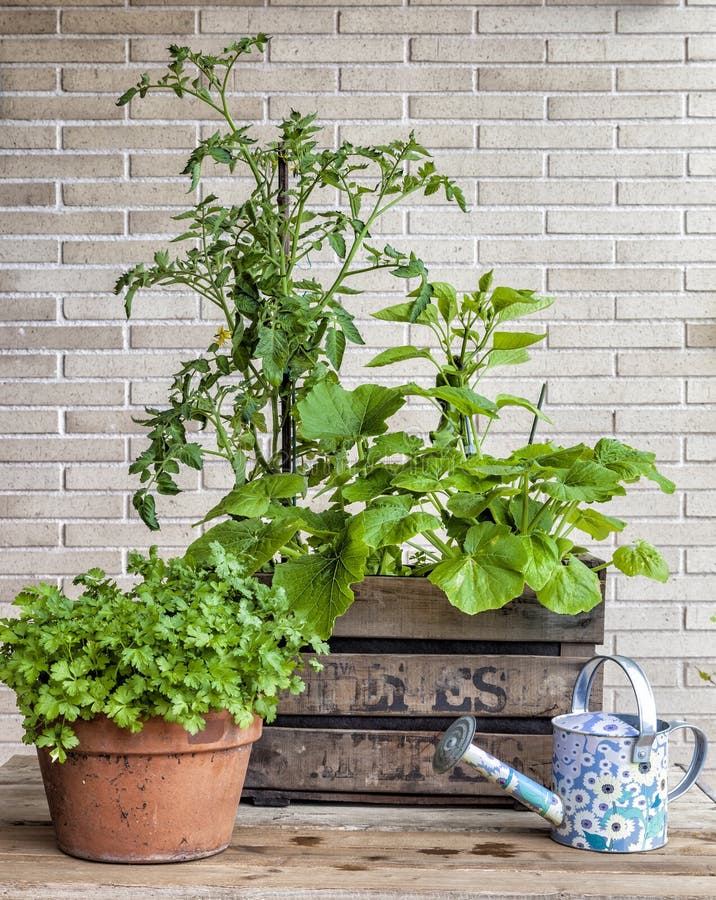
248;573;605;803
1;756;714;899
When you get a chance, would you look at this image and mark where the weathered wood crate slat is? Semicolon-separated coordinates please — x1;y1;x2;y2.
246;730;553;803
330;576;605;643
280;654;584;718
245;567;605;806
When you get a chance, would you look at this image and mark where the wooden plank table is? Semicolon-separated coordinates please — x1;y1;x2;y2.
1;755;714;899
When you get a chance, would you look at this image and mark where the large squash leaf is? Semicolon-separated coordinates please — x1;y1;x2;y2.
520;531;561;592
537;460;625;503
594;438;676;494
428;522;527;614
353;495;441;549
570;508;626;541
199;473;306;523
272;530;369;638
536;556;603;614
365;431;423;466
184;516;300;570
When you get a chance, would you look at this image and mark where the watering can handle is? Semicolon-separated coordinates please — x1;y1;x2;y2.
571;655;658;764
666;721;709;803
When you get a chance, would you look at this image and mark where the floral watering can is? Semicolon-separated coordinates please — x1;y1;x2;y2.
433;655;708;853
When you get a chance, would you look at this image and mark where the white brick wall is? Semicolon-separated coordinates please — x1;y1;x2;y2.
0;1;714;776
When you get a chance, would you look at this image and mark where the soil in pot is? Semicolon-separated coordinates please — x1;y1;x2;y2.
37;711;262;863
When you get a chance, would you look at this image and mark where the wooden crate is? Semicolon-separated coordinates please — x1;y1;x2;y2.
245;567;605;806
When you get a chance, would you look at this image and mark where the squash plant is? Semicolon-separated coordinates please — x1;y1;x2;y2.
284;272;673;627
186;272;674;637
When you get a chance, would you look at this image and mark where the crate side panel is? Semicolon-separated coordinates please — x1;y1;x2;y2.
281;654;587;718
245;728;552;797
336;582;605;643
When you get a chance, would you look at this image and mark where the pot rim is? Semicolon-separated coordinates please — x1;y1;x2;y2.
57;710;263;757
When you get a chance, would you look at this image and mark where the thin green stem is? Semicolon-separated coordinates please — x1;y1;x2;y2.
405;540;440;563
426;318;451;356
343;261;399;278
457;308;475;369
321;146;409;307
520;474;530;533
479;416;493;450
553;501;579;539
423;530;454;557
200;218;234;330
469;415;482;459
527;496;554;533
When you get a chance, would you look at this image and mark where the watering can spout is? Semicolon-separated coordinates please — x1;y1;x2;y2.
433;716;564;827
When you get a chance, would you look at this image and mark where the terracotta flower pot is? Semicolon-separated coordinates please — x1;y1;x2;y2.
37;711;262;863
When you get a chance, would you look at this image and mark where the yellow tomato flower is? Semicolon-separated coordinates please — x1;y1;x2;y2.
215;326;231;346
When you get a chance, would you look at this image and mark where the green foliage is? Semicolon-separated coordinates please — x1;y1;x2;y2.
428;523;528;614
296;382;404;446
185;515;301;570
193;272;674;637
273;272;675;631
0;545;327;762
273;525;369;639
114;38;466;529
535;556;604;616
200;473;307;523
613;540;669;583
111;39;675;639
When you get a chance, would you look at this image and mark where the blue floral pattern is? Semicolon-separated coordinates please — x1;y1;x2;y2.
550;713;669;853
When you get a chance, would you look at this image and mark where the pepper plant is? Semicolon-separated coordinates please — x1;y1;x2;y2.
115;36;465;529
